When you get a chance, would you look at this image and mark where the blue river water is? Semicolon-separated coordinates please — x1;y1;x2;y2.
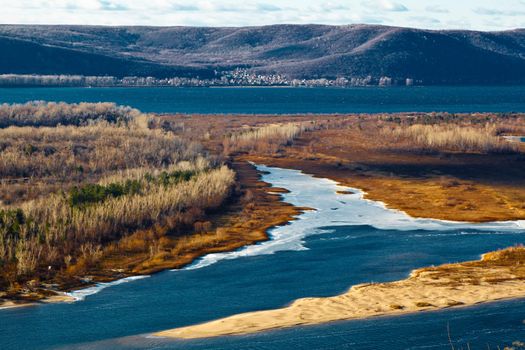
1;165;524;350
1;87;525;348
1;86;525;114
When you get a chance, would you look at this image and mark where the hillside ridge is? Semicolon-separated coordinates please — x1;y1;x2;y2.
0;24;524;84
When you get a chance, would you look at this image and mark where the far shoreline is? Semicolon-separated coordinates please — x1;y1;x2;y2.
2;84;525;89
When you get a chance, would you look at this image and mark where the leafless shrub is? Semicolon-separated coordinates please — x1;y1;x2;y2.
0;101;146;128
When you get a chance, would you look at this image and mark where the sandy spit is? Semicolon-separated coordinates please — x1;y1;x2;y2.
154;250;525;339
0;293;75;310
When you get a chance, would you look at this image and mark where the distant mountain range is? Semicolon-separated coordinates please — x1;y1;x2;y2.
1;24;525;85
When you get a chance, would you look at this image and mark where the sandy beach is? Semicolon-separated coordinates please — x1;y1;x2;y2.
155;247;525;339
0;293;75;310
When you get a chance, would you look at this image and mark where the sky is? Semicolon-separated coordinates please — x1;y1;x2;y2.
1;0;524;31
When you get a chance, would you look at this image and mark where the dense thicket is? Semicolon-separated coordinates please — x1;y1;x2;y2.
0;102;235;289
0;101;143;128
0;163;234;278
0;124;196;180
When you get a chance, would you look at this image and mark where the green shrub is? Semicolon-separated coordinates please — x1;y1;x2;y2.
0;209;25;240
69;180;142;207
68;171;197;207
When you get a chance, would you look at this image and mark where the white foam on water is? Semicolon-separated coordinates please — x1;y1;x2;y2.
65;275;150;301
178;164;525;271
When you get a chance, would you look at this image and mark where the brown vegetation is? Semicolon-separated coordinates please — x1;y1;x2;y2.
3;164;234;276
382;123;518;154
1;105;312;305
3;109;525;307
236;113;525;222
94;161;303;277
0;103;237;300
0;101;143;128
0;124;203;204
223;122;316;155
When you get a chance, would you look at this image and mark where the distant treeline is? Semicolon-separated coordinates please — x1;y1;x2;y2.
0;74;419;88
0;74;137;87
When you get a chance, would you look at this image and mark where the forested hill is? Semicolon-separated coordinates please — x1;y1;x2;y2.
0;24;524;84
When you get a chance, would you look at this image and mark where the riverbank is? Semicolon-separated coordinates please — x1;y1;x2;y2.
242;125;525;222
1;164;524;350
159;112;525;223
155;246;525;339
152;164;525;340
0;293;75;310
0;161;304;308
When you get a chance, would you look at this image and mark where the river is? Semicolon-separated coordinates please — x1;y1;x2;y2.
1;86;525;114
1;165;524;350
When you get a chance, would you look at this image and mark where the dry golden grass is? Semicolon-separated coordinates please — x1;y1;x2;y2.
93;161;302;280
0;102;238;292
0;101;142;128
383;123;519;154
0;107;321;301
223;122;316;155
0;123;203;204
4;110;525;305
1;164;234;278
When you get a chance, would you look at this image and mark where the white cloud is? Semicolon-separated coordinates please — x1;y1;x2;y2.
473;7;525;16
321;2;351;12
409;16;441;27
0;0;522;31
425;5;449;14
98;0;128;11
171;3;200;11
256;3;282;12
363;0;408;12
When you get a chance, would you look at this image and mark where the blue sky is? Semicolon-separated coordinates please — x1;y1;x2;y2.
2;0;524;30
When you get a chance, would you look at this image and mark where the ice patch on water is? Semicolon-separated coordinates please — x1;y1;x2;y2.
65;276;150;301
68;164;525;297
410;231;516;238
177;164;525;271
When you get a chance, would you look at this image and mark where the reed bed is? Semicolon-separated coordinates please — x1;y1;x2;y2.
223;121;315;154
0;164;234;278
0;123;204;205
0;101;144;128
0;124;193;178
0;102;236;289
383;123;519;154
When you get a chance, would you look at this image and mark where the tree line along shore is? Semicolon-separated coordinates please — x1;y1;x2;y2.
0;102;524;306
0;73;417;88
